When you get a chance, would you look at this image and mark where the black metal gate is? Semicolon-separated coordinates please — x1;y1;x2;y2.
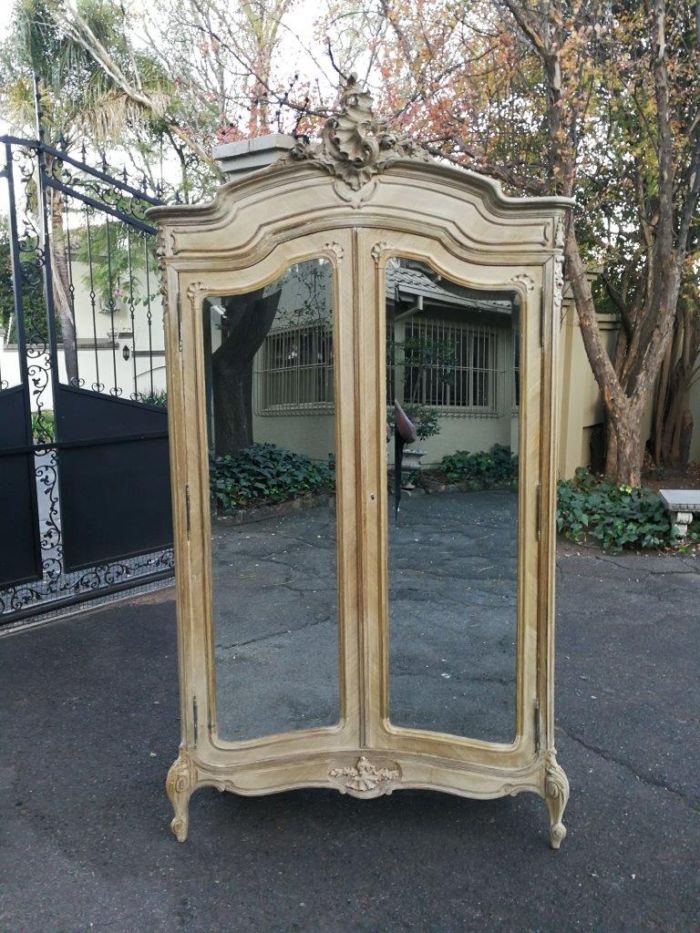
0;128;175;627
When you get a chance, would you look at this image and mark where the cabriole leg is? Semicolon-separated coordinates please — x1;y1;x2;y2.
544;749;570;849
166;752;195;842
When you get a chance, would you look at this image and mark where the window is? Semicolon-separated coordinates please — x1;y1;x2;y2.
399;318;500;413
258;323;334;411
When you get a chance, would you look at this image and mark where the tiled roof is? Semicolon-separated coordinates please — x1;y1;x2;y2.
385;263;513;313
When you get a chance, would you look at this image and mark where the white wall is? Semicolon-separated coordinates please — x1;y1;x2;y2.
0;260;167;405
0;345;166;408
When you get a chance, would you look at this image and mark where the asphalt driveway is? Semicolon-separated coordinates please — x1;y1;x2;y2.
1;537;698;932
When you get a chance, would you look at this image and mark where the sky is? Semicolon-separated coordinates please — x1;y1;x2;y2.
0;0;335;137
0;0;335;218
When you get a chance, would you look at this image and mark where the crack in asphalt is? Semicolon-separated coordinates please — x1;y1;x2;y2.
556;553;700;578
215;613;334;652
556;723;700;812
595;554;700;576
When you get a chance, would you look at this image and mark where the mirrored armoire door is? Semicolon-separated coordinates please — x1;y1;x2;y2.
150;75;571;849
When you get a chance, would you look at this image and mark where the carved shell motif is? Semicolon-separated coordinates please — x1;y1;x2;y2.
290;75;429;192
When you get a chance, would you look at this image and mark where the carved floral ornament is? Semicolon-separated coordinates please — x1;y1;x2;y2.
290;75;430;193
329;756;401;795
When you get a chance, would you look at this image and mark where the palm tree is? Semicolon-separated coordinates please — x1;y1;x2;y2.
0;0;173;384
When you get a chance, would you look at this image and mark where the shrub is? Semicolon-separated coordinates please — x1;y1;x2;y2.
440;444;518;488
211;443;335;513
556;468;694;552
32;409;55;443
137;389;167;408
387;403;441;441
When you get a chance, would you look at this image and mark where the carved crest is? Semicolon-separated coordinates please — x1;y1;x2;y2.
290;75;429;192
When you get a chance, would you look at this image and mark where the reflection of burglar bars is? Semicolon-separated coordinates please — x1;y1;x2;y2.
258;323;334;412
401;318;503;415
404;320;494;409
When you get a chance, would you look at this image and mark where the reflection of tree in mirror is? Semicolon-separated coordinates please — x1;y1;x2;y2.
402;335;458;404
209;259;332;456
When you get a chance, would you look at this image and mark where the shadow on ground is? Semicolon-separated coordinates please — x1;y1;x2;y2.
1;544;698;932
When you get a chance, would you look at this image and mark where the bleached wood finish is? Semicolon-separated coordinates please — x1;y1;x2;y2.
150;81;572;847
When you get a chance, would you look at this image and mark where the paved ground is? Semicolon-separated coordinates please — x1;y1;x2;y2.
1;530;699;931
212;492;516;742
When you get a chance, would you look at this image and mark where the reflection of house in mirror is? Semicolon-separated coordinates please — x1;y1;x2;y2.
216;258;519;466
384;261;518;463
204;258;335;460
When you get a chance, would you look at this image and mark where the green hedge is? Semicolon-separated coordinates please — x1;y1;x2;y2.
440;444;518;488
211;443;335;514
210;445;692;554
556;468;694;552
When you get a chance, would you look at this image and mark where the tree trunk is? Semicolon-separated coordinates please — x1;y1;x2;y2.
650;290;699;468
48;188;79;386
565;216;685;486
564;223;646;484
212;355;255;454
211;288;281;456
608;404;644;486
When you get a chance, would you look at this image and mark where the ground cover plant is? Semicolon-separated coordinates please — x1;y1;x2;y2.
556;468;698;552
439;444;518;489
211;443;335;514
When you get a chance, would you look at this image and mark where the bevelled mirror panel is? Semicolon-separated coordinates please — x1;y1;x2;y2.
203;259;340;741
385;258;519;743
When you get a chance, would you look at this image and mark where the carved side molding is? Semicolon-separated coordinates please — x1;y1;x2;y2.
166;752;197;843
329;756;401;798
155;228;170;313
553;255;565;323
544;749;570;849
555;214;566;249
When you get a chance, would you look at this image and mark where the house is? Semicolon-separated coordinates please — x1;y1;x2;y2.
248;257;519;466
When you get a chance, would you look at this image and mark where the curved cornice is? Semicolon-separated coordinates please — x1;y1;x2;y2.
148;157;572;227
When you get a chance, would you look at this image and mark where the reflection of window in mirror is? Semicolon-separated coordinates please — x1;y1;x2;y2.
257;261;334;412
386;259;518;418
385;258;519;744
202;258;340;743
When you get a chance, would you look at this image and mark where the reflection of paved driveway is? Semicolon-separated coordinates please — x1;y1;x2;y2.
389;490;517;742
212;489;517;743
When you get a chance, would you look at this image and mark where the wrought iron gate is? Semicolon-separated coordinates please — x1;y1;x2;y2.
0;132;175;627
